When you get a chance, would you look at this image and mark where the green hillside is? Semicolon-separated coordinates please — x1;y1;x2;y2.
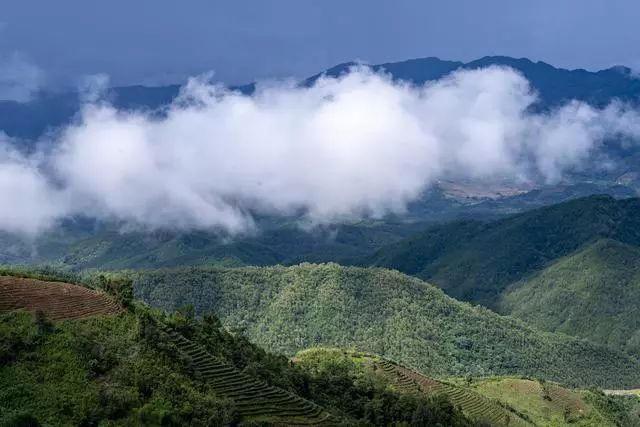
367;195;640;307
134;263;640;388
499;238;640;354
0;273;471;426
294;348;637;427
1;310;243;426
294;348;531;426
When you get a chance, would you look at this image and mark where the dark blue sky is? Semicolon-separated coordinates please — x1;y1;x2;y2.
1;0;638;87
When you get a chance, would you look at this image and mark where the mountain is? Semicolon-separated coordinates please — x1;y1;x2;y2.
134;263;640;389
499;238;640;354
367;195;640;306
0;85;181;141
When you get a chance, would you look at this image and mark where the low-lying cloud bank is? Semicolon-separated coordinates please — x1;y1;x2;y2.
2;66;640;235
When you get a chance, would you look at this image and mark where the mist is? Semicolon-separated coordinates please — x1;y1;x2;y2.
0;53;44;102
2;65;640;235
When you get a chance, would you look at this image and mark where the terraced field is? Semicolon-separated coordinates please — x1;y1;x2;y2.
468;377;618;426
0;275;122;320
163;328;333;425
375;359;531;426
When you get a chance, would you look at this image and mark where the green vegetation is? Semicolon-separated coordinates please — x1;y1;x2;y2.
0;310;239;426
156;326;331;425
499;239;640;355
0;264;82;284
293;348;474;426
462;377;636;426
368;195;640;307
133;263;640;388
296;348;640;427
0;273;472;426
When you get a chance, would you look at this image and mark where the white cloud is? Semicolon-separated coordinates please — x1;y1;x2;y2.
1;65;640;234
0;134;66;234
0;53;44;102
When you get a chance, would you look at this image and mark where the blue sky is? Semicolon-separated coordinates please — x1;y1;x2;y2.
0;0;638;87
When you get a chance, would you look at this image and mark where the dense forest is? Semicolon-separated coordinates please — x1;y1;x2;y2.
368;195;640;306
133;263;640;388
499;238;640;355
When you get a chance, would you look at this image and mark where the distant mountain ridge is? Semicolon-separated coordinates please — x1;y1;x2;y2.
367;195;640;304
3;55;640;140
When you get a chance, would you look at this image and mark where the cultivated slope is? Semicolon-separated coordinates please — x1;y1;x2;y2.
374;359;531;426
295;348;634;427
160;327;332;425
0;275;122;320
134;263;640;388
464;377;626;426
499;238;640;354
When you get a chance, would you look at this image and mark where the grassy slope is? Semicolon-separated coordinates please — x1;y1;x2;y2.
134;263;640;388
368;195;640;307
464;377;639;427
499;238;640;354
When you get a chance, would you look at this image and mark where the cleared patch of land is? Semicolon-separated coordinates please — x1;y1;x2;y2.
0;275;122;320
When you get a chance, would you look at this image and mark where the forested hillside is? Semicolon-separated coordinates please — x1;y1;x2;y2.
368;195;640;306
499;238;640;354
133;263;640;388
